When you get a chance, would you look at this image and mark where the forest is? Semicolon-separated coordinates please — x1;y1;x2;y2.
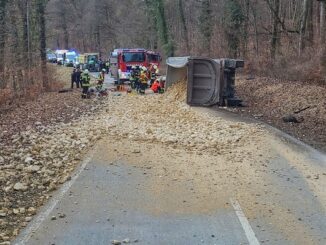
1;2;326;243
0;0;326;104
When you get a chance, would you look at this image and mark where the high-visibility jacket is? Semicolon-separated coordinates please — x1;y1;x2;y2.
134;70;140;79
140;71;148;84
130;69;137;81
151;81;160;93
81;74;91;87
150;71;156;80
98;72;105;82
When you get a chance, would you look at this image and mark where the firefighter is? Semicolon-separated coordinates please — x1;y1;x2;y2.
71;68;77;89
130;66;137;89
151;78;161;93
105;61;110;74
81;69;91;99
134;66;141;92
149;64;159;86
159;76;165;93
75;67;82;88
98;69;106;84
139;66;148;94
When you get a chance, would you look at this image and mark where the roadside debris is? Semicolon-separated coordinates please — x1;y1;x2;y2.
111;240;121;245
282;115;300;123
0;80;262;242
235;76;326;151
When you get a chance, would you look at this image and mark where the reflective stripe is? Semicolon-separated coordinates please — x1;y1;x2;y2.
81;74;91;87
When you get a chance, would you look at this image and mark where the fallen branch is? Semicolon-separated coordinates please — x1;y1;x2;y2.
294;106;313;114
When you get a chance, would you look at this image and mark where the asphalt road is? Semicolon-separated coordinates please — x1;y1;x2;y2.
14;132;326;245
90;72;115;88
18;159;255;245
13;75;326;245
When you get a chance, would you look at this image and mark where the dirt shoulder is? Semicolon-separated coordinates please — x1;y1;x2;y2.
0;66;97;142
233;76;326;152
0;66;101;243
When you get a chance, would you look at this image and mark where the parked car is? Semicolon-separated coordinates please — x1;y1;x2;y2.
47;53;57;63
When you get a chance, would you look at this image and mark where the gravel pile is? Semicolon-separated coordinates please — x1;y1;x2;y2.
0;81;263;243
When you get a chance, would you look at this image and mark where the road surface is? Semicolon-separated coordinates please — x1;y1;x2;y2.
13;76;326;245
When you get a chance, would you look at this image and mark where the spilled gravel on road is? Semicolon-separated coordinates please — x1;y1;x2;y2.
1;82;325;244
1;81;262;242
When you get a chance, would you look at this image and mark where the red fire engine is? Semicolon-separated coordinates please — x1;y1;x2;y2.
109;48;161;83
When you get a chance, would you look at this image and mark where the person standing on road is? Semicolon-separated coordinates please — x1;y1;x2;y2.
96;69;106;92
71;68;77;89
130;66;137;90
149;64;159;87
98;69;106;85
81;69;91;99
134;66;141;92
105;60;110;74
75;68;82;88
139;66;148;94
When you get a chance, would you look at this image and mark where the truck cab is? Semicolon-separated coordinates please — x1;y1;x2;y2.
146;51;161;68
79;53;100;72
55;50;69;65
110;48;148;84
64;51;78;67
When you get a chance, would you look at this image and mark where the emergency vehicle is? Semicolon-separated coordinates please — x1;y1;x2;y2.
78;53;100;72
55;49;69;65
109;48;161;83
146;50;161;68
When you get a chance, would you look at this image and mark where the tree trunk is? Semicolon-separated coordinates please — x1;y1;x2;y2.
199;0;213;55
0;0;8;75
18;0;30;67
299;0;310;55
320;0;326;83
95;25;101;57
37;0;48;89
251;2;259;56
243;0;250;57
151;0;173;56
158;0;173;56
63;19;69;49
178;0;189;53
320;0;325;45
271;0;280;59
306;0;314;45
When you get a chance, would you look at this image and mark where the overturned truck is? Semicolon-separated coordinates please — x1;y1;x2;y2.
166;57;244;106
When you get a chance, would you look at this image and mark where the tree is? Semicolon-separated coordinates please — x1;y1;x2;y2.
320;0;326;45
299;0;311;55
146;0;174;56
199;0;213;54
0;0;8;75
178;0;189;52
270;0;280;59
36;0;48;89
223;0;245;58
17;0;30;67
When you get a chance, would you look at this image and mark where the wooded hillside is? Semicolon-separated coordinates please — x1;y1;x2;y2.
1;0;326;104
